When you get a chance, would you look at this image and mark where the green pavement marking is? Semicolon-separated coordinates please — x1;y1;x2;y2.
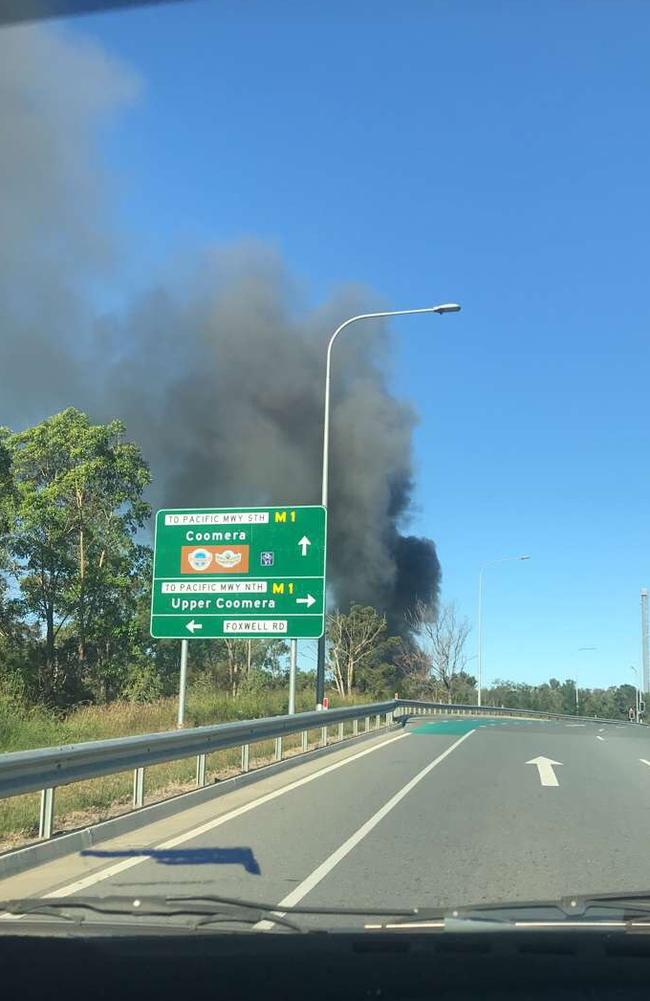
412;717;543;735
416;720;486;736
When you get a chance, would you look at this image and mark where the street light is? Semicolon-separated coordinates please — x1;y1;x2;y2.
630;665;640;722
315;302;462;708
476;555;530;707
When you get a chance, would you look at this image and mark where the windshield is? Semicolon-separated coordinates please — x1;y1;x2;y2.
0;0;649;935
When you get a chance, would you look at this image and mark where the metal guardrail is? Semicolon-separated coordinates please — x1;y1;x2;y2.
0;699;637;841
397;700;630;726
0;701;396;840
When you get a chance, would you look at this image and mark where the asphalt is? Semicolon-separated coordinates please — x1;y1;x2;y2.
3;715;650;926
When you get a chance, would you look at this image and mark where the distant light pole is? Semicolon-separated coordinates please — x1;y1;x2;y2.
630;665;640;722
476;555;530;707
315;302;462;708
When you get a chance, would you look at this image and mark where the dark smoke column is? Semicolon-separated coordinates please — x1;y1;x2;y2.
316;301;462;708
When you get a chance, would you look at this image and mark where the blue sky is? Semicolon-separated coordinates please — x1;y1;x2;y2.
63;0;649;689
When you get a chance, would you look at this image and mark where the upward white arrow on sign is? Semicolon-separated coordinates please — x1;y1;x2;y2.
298;536;311;556
526;756;563;787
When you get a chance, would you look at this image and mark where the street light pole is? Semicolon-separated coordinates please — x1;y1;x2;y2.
631;665;640;722
476;555;530;707
315;302;461;708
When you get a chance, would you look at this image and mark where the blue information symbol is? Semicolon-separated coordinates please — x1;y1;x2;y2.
260;551;274;567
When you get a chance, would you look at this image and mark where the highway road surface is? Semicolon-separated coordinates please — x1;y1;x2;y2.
2;715;650;924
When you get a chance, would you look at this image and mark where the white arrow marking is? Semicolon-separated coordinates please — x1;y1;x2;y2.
186;619;203;634
596;735;605;741
298;535;311;556
296;594;316;608
526;756;563;787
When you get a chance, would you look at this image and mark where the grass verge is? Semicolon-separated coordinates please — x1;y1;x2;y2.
0;688;372;851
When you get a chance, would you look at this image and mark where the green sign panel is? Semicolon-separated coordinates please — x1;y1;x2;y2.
150;505;327;639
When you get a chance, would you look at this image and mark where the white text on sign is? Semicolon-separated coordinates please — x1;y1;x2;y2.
223;620;288;633
164;512;269;526
161;581;267;594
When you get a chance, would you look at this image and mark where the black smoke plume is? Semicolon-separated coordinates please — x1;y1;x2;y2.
0;24;440;630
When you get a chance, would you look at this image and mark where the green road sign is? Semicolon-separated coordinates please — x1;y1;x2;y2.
150;505;327;639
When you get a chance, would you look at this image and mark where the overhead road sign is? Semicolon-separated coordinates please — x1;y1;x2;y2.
150;505;327;639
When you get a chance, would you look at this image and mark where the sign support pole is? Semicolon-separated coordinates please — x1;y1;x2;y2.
288;639;297;715
177;639;188;728
316;635;326;709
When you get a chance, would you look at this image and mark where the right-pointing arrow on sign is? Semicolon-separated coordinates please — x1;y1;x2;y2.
526;756;563;787
296;594;316;608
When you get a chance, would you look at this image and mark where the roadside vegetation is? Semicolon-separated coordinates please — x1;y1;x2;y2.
0;683;367;849
0;409;639;848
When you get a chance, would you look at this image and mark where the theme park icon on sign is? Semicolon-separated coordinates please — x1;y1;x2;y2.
181;545;250;574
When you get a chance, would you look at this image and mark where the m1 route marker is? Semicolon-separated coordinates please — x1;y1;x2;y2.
150;505;327;639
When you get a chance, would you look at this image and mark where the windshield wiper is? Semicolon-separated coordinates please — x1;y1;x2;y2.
0;894;416;934
366;893;650;932
0;894;304;933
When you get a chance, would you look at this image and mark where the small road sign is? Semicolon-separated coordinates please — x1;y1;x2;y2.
150;505;327;639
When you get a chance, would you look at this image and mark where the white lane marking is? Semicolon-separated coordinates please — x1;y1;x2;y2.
640;759;650;768
596;735;605;741
598;728;605;733
566;724;585;728
37;731;411;900
526;756;562;787
257;729;476;929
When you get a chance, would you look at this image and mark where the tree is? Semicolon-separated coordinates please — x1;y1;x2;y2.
6;409;151;704
355;634;403;697
327;604;388;696
405;601;471;702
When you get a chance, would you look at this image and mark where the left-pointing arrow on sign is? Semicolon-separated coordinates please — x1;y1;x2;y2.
186;620;203;634
526;756;562;787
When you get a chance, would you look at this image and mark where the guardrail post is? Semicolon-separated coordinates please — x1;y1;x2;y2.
353;718;359;736
321;725;328;747
338;722;345;740
387;711;393;726
365;716;370;732
132;767;145;808
241;744;250;773
301;730;308;752
39;787;55;840
274;737;283;761
375;714;380;730
196;753;207;787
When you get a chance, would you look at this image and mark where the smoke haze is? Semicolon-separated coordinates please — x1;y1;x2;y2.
0;24;440;628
